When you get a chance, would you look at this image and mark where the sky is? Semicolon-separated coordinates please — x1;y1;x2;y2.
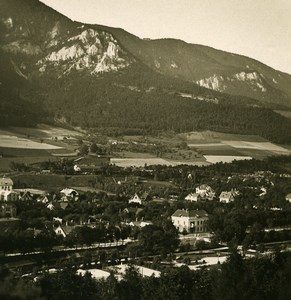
40;0;291;74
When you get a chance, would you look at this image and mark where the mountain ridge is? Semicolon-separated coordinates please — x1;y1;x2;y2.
1;0;291;144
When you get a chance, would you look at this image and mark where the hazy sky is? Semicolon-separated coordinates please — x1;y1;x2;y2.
41;0;291;74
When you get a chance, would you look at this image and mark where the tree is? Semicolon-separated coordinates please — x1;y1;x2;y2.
90;143;98;153
79;144;89;156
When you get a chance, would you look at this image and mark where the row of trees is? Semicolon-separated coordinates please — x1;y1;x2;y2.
1;250;290;300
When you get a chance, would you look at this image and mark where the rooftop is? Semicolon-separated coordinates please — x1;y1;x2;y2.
172;209;208;218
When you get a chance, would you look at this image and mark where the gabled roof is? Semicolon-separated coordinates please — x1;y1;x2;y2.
55;224;74;236
60;188;79;196
0;176;13;186
185;193;200;199
219;191;233;198
123;207;143;214
197;184;212;190
172;209;208;218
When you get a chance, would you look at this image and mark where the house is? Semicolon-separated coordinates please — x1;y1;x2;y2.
0;190;19;201
0;203;17;218
195;184;215;200
0;176;13;192
53;217;63;224
60;188;79;201
47;201;69;210
285;193;291;203
19;191;33;201
219;191;236;203
185;193;201;202
128;193;143;205
47;202;55;210
54;224;74;238
0;176;18;201
37;194;50;204
171;209;209;233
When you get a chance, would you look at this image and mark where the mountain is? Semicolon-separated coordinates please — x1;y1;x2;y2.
1;0;291;143
95;25;291;107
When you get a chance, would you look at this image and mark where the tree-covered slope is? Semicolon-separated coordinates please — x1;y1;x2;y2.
1;0;291;144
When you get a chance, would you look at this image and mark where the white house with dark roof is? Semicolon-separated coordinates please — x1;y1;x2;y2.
195;184;215;200
60;188;79;201
171;209;209;233
185;193;201;202
219;189;239;203
219;191;234;203
54;224;74;238
128;193;143;205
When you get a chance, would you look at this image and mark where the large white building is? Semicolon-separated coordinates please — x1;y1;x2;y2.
171;209;209;233
0;176;18;201
0;176;13;191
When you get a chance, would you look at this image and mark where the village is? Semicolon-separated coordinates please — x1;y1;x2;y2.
1;151;291;281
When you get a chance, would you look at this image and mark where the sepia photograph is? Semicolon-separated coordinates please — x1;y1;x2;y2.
0;0;291;299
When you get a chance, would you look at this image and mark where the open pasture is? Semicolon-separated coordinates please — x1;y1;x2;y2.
0;134;61;149
6;124;82;140
222;141;289;153
184;130;291;163
204;155;253;164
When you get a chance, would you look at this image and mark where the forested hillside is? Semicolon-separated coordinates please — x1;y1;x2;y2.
32;63;291;143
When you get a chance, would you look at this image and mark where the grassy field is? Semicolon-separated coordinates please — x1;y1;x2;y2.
1;126;290;171
183;130;291;164
0;134;62;149
204;155;253;164
0;125;82;171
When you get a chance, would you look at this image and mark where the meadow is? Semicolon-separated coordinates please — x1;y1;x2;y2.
185;131;291;164
1;126;291;171
0;125;81;171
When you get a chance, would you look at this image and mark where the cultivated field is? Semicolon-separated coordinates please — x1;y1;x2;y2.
204;155;253;164
0;125;82;171
185;131;291;164
0;134;61;149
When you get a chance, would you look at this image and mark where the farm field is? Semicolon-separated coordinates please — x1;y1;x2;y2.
184;131;291;164
0;134;62;149
0;125;82;171
204;155;253;164
110;158;174;167
6;124;83;140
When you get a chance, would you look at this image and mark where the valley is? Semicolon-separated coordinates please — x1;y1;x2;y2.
1;125;290;172
0;1;291;299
